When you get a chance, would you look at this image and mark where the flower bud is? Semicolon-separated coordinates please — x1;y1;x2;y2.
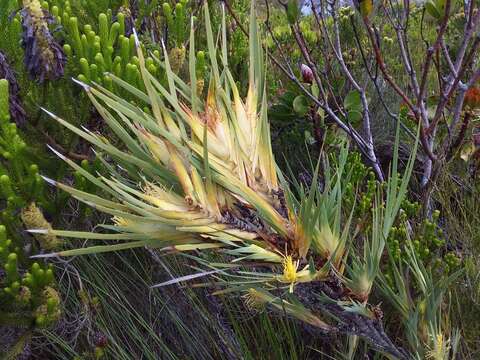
300;64;313;84
464;86;480;109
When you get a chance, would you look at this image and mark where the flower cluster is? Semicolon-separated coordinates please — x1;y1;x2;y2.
21;0;66;83
0;51;27;126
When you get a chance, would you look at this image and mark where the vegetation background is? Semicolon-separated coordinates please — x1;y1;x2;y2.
0;0;479;359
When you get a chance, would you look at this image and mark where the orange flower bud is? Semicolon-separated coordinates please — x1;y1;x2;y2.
464;86;480;109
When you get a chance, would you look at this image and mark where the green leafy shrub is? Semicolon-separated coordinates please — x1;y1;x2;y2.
0;79;60;332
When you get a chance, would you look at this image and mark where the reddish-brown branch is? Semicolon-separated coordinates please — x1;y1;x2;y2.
426;11;480;135
41;130;90;161
363;19;417;116
446;112;471;161
363;18;437;162
416;0;452;106
426;38;480;136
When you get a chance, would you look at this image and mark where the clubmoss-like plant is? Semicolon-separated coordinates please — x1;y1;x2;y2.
37;4;418;358
162;0;188;73
0;241;60;328
195;49;206;95
41;0;158;92
0;79;60;331
0;0;94;152
343;151;378;217
0;79;52;223
66;10;150;90
386;203;461;278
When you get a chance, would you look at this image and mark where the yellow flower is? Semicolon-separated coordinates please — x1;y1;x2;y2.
282;255;300;293
243;288;267;310
112;216;130;227
276;255;314;293
426;333;450;360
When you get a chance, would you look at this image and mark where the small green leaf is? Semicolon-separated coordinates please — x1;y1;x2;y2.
347;111;362;124
435;0;447;14
344;90;362;124
293;95;309;115
304;130;315;145
286;0;300;24
311;83;319;98
317;107;325;120
425;0;441;19
344;90;361;111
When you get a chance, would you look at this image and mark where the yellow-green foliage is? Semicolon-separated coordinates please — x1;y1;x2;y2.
34;286;61;326
169;46;185;74
0;221;60;327
0;79;47;220
21;202;61;250
162;0;189;45
0;79;8;118
42;0;158;91
0;79;59;330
